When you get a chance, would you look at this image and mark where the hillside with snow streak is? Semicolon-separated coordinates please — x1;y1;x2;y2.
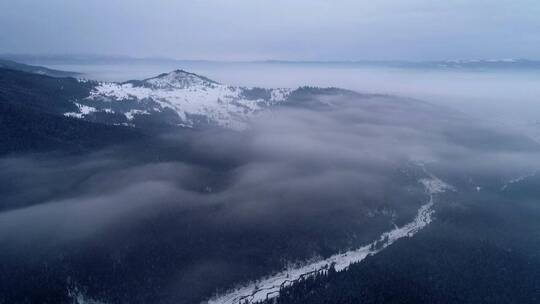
208;173;453;304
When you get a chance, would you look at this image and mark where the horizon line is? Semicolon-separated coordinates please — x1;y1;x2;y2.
1;53;538;64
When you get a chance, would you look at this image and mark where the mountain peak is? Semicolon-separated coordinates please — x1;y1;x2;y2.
142;69;219;89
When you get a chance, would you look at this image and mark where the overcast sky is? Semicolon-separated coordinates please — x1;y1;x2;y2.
0;0;539;61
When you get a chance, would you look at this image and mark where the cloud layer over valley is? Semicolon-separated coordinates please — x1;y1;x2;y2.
1;89;539;303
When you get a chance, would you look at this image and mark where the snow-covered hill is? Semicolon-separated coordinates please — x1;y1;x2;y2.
69;70;292;129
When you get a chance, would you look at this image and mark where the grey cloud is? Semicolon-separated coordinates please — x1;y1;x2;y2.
1;0;539;60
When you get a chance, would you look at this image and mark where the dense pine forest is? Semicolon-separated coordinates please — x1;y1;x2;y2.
260;185;540;304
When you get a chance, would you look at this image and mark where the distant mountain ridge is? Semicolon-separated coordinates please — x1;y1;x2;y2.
0;58;80;78
4;54;540;70
264;58;540;70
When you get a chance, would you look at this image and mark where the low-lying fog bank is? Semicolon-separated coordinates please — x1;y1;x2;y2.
43;61;540;125
1;88;539;303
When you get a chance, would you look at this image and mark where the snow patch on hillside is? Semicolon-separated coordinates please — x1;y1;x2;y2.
501;171;537;191
67;285;106;304
64;103;97;118
124;109;150;120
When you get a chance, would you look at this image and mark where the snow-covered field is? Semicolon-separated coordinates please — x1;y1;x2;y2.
208;174;453;304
